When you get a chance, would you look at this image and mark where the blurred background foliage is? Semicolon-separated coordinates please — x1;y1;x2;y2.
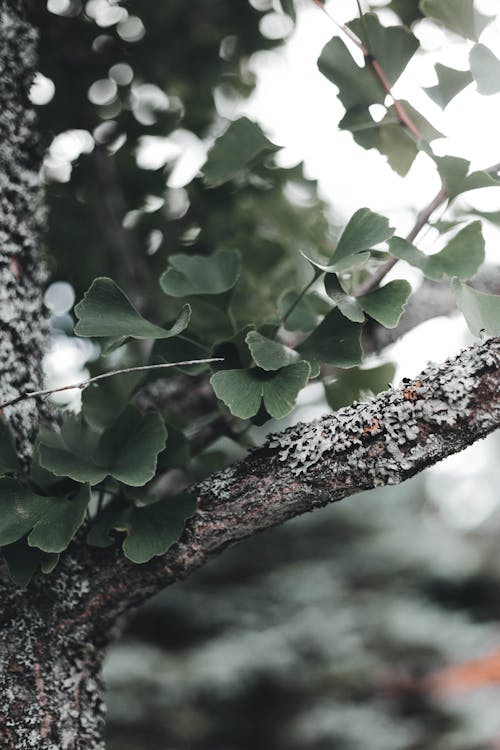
33;0;500;748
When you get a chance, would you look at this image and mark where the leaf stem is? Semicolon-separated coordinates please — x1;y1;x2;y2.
281;276;316;325
0;359;223;411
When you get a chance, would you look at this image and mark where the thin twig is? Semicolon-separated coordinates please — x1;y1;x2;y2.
0;359;223;411
311;0;422;139
355;160;500;297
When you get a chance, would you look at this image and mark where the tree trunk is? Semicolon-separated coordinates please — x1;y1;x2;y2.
0;3;109;747
0;615;106;749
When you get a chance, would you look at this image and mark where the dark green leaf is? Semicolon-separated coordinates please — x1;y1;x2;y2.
0;479;90;552
97;408;167;487
318;37;384;110
324;274;365;323
74;277;190;340
2;540;41;589
424;64;473;108
278;290;322;332
160;249;240;297
152;334;210;375
156;424;190;470
324;363;396;411
298;308;363;367
389;222;485;281
82;371;144;431
246;331;299;371
470;43;500;95
0;419;20;476
358;280;412;328
420;0;493;41
122;493;197;563
388;0;424;25
452;278;500;336
27;484;91;553
203;117;279;186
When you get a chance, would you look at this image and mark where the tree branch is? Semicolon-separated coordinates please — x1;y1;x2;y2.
75;337;500;630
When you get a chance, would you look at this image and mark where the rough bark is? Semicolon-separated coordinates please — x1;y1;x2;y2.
0;0;50;462
0;3;107;748
79;337;500;621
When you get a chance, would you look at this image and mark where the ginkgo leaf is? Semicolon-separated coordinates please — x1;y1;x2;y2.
203;117;279;186
74;277;190;340
389;222;485;281
122;494;197;563
210;362;310;420
297;308;363;367
324;274;365;323
434;155;500;200
424;64;473;108
452;279;500;337
470;44;500;96
324;363;396;411
420;0;493;41
246;331;299;371
0;419;20;476
160;249;240;297
357;280;412;328
335;208;395;263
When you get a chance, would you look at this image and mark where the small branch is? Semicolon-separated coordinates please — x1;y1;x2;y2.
311;0;422;140
0;359;223;411
83;336;500;626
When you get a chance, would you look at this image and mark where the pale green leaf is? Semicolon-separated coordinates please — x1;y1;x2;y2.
246;331;299;371
420;0;493;41
470;43;500;95
424;64;473;108
389;222;485;281
452;278;500;336
262;362;311;419
434;155;500;200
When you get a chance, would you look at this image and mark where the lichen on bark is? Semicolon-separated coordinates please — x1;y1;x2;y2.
0;1;50;461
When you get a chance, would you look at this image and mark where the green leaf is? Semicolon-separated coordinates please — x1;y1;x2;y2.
297;308;363;367
324;274;365;323
434;155;500;200
378;102;443;176
318;37;384;110
470;43;500;95
424;64;473;108
211;362;310;420
388;0;424;26
0;479;90;552
2;540;42;589
420;0;493;41
87;505;128;548
0;419;20;476
357;280;412;328
75;277;191;341
324;363;396;411
245;331;299;371
278;290;327;332
27;484;91;553
203;117;279;186
82;371;144;431
156;424;189;470
389;222;485;281
318;15;418;111
452;278;500;336
335;208;394;264
96;408;167;487
262;362;311;419
39;409;167;487
122;493;197;563
160;250;240;297
152;334;210;375
210;369;263;419
348;13;419;88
